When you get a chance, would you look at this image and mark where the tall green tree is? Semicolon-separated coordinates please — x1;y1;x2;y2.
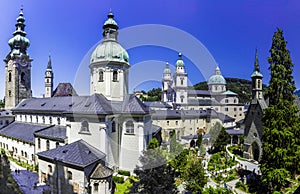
208;122;223;145
182;155;207;193
261;28;300;192
169;130;183;154
212;127;230;152
130;143;177;193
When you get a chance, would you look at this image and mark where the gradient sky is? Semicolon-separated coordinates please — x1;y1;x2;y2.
0;0;299;99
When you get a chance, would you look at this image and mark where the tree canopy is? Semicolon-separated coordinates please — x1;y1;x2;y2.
130;141;177;193
261;28;300;192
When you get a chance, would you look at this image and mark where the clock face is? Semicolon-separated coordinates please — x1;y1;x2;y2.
20;58;27;66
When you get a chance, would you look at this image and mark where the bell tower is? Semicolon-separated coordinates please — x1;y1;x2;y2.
251;49;263;100
45;55;54;98
4;8;32;109
173;53;188;105
89;11;129;101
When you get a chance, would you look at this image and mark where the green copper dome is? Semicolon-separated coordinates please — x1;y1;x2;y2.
103;12;118;28
176;53;184;67
90;11;129;65
207;66;226;85
90;40;129;64
5;9;30;61
164;62;171;74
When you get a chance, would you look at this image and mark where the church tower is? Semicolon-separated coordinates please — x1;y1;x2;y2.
4;9;32;109
162;62;174;102
89;11;129;101
251;49;263;100
173;53;188;105
45;55;54;98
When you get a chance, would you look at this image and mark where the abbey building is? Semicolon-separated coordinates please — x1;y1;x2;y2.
0;10;153;194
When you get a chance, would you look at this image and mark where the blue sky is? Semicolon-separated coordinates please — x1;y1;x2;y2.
0;0;300;98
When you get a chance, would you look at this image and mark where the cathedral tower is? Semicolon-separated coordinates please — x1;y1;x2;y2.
4;9;32;109
251;49;263;100
89;11;129;101
173;53;188;105
45;55;54;98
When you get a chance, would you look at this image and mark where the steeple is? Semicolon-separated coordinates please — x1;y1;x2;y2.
47;55;52;69
5;8;30;62
45;55;54;98
251;49;263;78
251;49;263;100
4;8;32;109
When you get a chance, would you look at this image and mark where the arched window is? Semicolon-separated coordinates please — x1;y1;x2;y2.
36;116;39;123
257;80;261;89
125;121;134;134
215;86;218;91
48;165;52;173
8;72;12;82
94;183;99;191
80;120;89;133
112;121;116;133
21;72;25;84
49;117;52;124
225;99;229;103
46;140;50;150
57;118;61;125
67;171;72;180
38;138;41;149
99;71;104;82
8;90;12;97
113;70;118;82
25;152;27;158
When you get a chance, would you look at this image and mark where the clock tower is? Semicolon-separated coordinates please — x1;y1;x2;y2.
4;9;32;109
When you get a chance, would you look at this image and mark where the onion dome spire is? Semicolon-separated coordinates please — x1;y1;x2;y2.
175;53;185;67
102;10;119;40
251;49;263;78
164;62;171;74
5;8;30;61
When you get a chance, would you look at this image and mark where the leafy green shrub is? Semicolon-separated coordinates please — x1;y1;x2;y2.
118;170;131;176
113;176;125;184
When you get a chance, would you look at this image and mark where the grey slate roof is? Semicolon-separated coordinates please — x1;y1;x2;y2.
0;122;49;143
143;101;172;108
90;163;113;179
0;109;13;118
187;99;221;105
52;83;78;97
13;94;149;115
187;90;211;96
226;129;244;135
34;125;67;142
152;108;235;123
37;140;106;168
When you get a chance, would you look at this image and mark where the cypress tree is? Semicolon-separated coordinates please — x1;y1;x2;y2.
261;28;300;191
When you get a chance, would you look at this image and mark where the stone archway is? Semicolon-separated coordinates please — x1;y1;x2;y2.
251;141;260;161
